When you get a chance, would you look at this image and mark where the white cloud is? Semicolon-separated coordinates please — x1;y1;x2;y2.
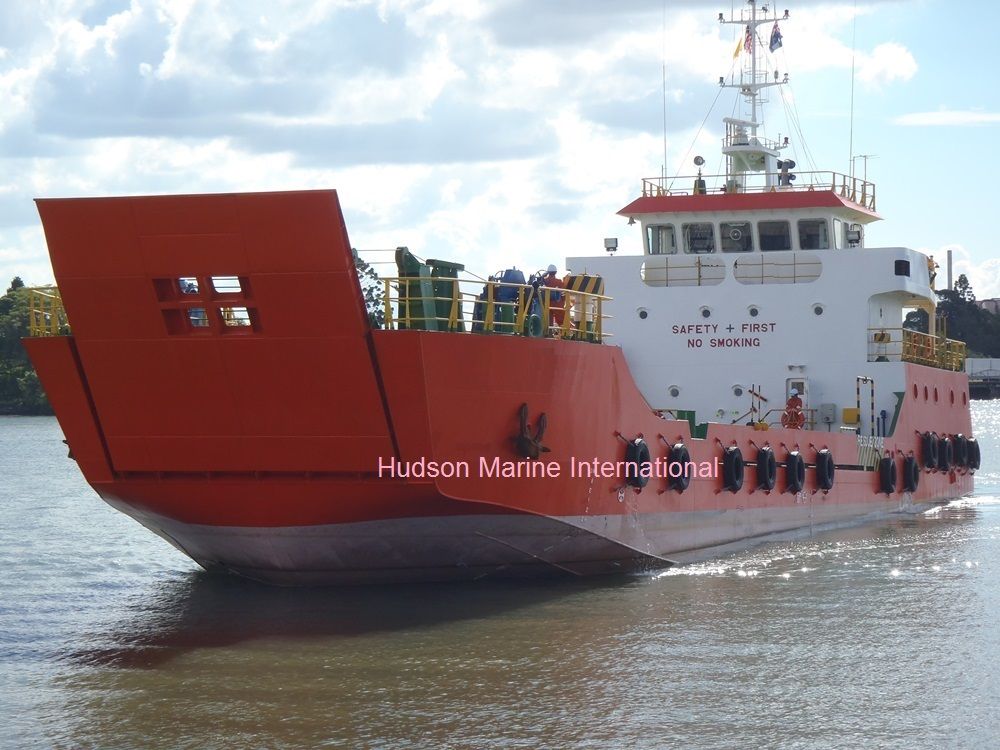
857;42;917;88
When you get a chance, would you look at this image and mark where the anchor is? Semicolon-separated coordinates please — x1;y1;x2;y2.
513;403;550;459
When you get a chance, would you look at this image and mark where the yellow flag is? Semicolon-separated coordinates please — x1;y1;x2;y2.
733;36;742;59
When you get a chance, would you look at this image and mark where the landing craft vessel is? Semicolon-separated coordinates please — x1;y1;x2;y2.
23;1;979;584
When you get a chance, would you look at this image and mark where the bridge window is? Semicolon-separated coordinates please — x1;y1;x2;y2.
721;222;753;252
683;223;716;254
798;219;830;250
647;224;677;255
758;221;791;251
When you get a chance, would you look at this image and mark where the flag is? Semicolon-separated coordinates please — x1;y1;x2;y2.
744;24;753;54
769;21;783;52
733;35;742;59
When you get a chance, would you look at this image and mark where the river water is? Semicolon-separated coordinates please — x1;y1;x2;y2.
1;405;999;749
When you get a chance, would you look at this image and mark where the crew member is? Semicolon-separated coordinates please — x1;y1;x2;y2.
542;264;565;329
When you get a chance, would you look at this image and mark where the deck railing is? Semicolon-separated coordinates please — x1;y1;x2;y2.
868;328;966;371
26;287;70;336
641;170;876;211
379;274;610;343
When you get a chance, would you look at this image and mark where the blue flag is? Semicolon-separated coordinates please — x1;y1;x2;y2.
769;21;783;52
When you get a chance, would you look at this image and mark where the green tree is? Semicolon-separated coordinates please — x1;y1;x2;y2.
0;279;53;415
353;250;385;329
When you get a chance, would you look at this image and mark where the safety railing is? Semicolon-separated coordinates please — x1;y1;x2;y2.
868;328;966;371
26;287;70;337
380;275;610;343
641;170;876;211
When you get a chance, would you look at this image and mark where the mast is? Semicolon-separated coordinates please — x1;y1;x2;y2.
718;1;790;190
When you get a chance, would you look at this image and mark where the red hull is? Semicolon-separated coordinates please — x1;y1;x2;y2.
24;191;974;583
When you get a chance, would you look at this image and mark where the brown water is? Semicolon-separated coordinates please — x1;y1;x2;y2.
2;406;1000;749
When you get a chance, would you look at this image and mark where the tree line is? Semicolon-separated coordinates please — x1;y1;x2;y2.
904;274;1000;357
0;277;50;414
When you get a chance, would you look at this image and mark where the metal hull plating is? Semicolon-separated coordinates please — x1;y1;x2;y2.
23;191;975;585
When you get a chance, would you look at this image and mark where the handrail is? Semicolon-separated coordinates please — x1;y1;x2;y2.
26;287;70;337
868;327;966;371
381;275;611;343
641;170;876;211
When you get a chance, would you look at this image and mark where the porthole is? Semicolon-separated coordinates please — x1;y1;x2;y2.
700;307;712;319
950;390;955;405
923;386;929;401
934;387;939;403
669;385;681;398
912;384;918;399
733;385;744;397
813;304;824;316
963;392;968;405
749;306;759;317
638;308;648;320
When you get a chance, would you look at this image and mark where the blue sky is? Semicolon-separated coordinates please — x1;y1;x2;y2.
1;0;998;298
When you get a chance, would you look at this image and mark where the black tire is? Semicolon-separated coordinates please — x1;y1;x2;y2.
668;443;691;492
902;455;920;493
968;437;981;471
756;447;777;491
937;437;952;472
816;449;835;491
625;438;651;489
722;446;744;492
879;456;897;494
786;451;806;493
953;434;969;468
921;432;938;471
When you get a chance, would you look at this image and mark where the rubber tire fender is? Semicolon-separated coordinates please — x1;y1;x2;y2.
953;434;969;468
786;451;806;493
668;443;691;493
816;449;835;491
625;438;652;489
921;432;939;471
756;447;777;491
968;437;981;471
879;456;897;494
902;455;920;493
937;437;953;472
722;446;744;492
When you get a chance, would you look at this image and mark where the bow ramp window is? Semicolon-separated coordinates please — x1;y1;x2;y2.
154;275;258;334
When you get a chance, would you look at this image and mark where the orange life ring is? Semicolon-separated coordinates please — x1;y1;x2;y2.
780;409;805;429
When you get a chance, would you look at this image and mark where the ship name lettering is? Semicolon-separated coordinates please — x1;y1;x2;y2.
378;456;471;479
480;456;562;478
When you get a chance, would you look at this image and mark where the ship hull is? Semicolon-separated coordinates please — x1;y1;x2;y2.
23;191;975;584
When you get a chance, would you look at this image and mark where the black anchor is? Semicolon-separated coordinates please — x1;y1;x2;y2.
514;403;550;459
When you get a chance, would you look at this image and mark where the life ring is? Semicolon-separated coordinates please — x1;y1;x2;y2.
879;456;897;494
756;446;777;491
815;449;835;491
668;443;691;492
722;446;744;492
625;437;652;489
729;227;743;241
937;436;953;472
968;437;981;471
921;432;939;471
902;455;920;493
786;451;806;493
953;434;969;468
780;409;805;429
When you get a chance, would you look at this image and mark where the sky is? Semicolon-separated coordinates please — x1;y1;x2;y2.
1;0;999;298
